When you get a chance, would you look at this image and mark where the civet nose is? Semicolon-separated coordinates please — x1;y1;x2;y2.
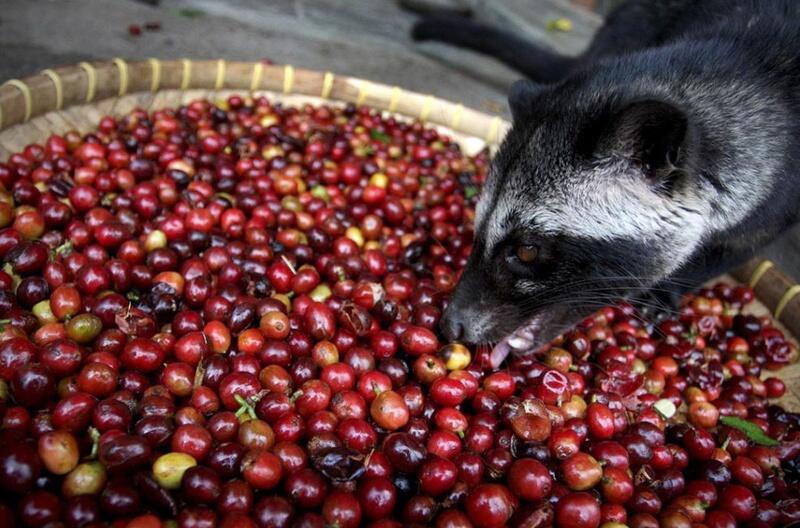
441;308;465;341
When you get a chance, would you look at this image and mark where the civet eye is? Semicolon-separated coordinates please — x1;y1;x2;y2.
515;245;538;264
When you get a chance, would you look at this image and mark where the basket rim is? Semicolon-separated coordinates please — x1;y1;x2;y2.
0;59;512;146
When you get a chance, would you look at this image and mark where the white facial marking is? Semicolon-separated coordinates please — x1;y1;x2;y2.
474;167;498;231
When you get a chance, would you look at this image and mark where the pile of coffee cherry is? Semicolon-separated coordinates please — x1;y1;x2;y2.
0;94;798;528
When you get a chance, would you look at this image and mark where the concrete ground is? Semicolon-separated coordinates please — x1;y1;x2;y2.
1;0;798;280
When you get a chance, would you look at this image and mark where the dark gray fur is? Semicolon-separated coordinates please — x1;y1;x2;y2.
412;1;800;345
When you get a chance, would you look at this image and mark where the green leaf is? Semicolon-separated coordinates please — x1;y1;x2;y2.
126;289;141;303
369;129;391;144
464;185;480;199
177;8;205;18
355;145;374;157
50;241;73;262
719;416;779;446
653;399;676;420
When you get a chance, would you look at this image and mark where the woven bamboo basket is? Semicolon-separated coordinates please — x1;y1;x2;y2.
0;59;797;411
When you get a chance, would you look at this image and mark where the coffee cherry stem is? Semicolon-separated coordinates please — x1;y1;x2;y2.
193;361;206;389
289;389;304;404
363;448;375;469
280;255;297;275
100;192;116;208
54;240;73;258
213;192;237;207
88;427;100;459
234;393;257;421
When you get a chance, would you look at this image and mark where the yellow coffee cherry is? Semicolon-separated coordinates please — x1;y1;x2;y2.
369;172;388;189
309;284;332;302
438;343;471;371
145;229;167;251
345;226;365;247
32;300;57;325
62;461;107;497
152;452;197;490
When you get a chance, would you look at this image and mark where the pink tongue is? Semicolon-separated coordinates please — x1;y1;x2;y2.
489;340;511;369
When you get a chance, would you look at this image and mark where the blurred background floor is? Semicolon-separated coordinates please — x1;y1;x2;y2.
0;0;602;117
1;0;797;279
